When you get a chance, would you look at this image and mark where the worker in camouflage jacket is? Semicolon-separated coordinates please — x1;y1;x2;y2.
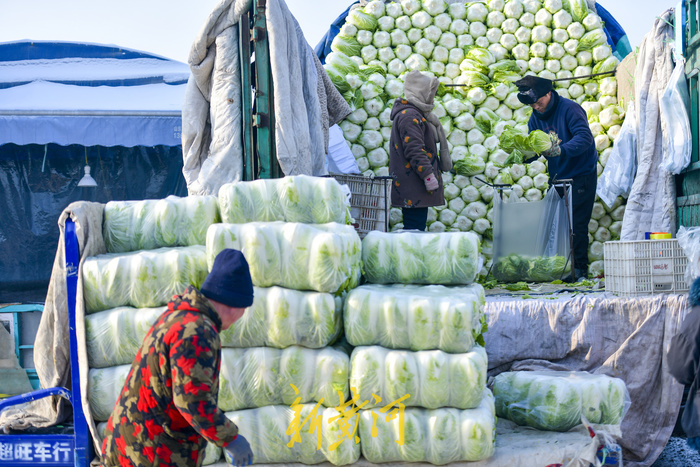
101;249;255;467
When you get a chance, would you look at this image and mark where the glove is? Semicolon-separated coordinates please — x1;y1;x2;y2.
541;140;561;158
424;173;439;191
226;435;253;467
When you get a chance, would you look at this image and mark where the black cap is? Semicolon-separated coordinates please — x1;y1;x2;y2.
201;249;254;308
515;75;553;105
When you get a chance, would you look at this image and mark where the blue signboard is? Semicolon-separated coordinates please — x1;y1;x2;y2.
0;436;74;465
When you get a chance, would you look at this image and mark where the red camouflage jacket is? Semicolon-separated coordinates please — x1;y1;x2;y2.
100;286;238;467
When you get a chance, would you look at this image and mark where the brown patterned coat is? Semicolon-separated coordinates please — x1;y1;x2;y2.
389;98;446;209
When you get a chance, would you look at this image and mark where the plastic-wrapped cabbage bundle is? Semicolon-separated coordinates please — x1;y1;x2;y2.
83;246;208;313
219;175;350;225
97;421;222;465
207;222;361;293
492;254;571;282
362;231;481;285
350;346;487;410
220;286;342;349
493;371;630;432
359;389;496;464
86;306;165;368
218;346;349;411
88;365;130;421
103;195;220;253
344;284;486;352
224;405;360;466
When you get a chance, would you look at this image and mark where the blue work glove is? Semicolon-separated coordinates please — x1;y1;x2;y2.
225;435;253;467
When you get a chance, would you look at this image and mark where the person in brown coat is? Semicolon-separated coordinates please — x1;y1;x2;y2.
389;70;452;231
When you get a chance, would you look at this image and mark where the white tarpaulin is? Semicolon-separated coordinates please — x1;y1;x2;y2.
621;10;677;239
182;0;350;196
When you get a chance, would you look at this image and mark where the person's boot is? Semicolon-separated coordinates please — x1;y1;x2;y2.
562;268;588;283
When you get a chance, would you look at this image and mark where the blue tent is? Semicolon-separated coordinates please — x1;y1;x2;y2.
0;41;190;303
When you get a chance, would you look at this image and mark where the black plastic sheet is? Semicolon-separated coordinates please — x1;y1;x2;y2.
0;143;186;303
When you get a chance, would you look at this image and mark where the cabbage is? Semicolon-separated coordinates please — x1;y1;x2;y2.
502;18;520;34
218;346;349;410
359;390;496;463
347;9;379;31
344;283;486;352
583;14;602;31
350;345;488;409
493;371;628;430
520;12;536;28
577;30;607;52
207;222;361;294
454;154;486;176
83;246;208;313
225;405;360;465
331;34;362;57
103;195;220;253
362;231;481;285
365;0;386;19
492;254;569;282
86;306;165;368
467;2;489;22
569;0;589;22
567;21;585;39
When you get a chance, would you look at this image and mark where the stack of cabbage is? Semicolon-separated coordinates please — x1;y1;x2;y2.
343;230;495;463
85;195;223;465
212;176;362;465
493;371;629;432
325;0;627;277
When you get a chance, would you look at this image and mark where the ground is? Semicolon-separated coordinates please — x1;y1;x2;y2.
653;437;700;466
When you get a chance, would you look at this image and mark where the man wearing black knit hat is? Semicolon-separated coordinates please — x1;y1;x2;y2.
515;75;598;282
101;249;255;467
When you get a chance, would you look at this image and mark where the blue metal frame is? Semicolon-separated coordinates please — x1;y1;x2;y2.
0;219;93;466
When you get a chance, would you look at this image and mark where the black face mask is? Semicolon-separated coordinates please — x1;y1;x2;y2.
517;88;538;105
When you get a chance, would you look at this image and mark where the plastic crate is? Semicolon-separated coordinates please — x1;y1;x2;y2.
330;173;391;238
604;239;689;297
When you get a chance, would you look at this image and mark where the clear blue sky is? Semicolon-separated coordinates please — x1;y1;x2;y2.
0;0;681;64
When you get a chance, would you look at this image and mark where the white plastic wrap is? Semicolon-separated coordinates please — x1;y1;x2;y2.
218;346;349;411
85;306;166;368
361;231;481;285
344;284;486;352
359;389;496;464
349;345;487;410
677;226;700;286
597;101;638;209
82;246;208;313
206;222;361;293
224;405;361;466
88;365;130;421
220;286;342;349
660;59;692;175
493;370;631;432
218;175;350;224
103;195;220;253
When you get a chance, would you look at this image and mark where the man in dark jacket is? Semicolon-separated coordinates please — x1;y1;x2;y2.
390;70;452;231
516;75;598;282
668;277;700;453
101;249;255;467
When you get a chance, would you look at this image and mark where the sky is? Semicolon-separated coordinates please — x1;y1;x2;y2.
0;0;682;64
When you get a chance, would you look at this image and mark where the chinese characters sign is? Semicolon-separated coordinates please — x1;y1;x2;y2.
0;437;73;465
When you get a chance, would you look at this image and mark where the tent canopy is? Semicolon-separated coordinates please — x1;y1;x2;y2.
0;40;190;147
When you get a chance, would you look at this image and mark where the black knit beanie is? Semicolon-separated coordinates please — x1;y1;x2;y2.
515;75;553;104
201;249;254;308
